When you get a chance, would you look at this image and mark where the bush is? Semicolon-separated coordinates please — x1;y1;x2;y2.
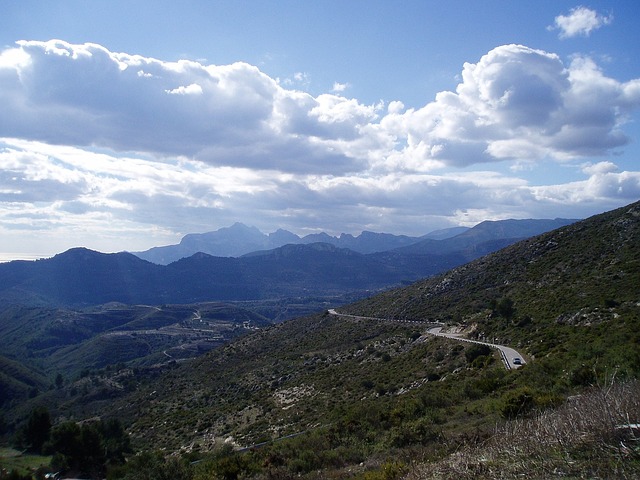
500;387;536;419
356;461;408;480
110;451;193;480
464;343;491;363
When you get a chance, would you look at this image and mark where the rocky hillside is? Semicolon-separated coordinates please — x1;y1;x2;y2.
5;201;638;479
341;201;640;364
23;201;634;478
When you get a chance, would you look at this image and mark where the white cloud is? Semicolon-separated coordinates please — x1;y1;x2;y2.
0;46;30;69
280;71;311;89
376;44;640;171
581;161;618;176
165;83;203;95
532;167;640;205
1;41;638;177
0;40;639;257
0;40;387;174
332;81;349;93
550;6;613;39
387;101;405;115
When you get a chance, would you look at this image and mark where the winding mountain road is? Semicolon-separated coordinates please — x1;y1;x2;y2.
426;326;525;370
328;309;526;370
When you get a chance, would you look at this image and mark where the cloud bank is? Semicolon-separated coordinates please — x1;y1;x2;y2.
2;40;638;173
0;40;639;256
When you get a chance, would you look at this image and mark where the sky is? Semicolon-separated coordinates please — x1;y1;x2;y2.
0;0;639;261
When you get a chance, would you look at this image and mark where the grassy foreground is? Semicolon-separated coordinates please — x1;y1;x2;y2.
0;448;51;479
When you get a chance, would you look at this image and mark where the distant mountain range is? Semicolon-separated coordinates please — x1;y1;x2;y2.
0;218;577;307
132;222;445;264
132;220;572;264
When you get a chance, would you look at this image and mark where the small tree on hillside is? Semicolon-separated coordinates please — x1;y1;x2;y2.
491;297;515;322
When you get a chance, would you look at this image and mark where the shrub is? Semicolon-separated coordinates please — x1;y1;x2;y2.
356;461;408;480
500;387;536;419
465;344;492;364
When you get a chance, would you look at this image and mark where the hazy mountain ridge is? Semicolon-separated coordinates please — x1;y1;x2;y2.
0;218;578;308
133;222;469;264
392;218;577;256
133;219;576;265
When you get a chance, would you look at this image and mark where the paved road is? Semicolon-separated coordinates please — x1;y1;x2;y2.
426;327;525;370
328;309;526;370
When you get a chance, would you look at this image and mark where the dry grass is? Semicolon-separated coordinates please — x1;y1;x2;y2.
407;379;640;479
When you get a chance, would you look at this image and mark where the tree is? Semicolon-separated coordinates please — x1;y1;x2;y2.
47;421;82;471
23;406;51;453
47;419;131;477
101;418;133;465
465;344;492;364
491;297;515;321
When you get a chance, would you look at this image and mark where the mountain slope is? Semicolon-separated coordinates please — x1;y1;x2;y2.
421;226;469;240
7;202;639;479
94;202;640;456
342;204;638;326
2;244;399;306
0;248;163;306
394;218;577;256
0;354;49;408
0;302;273;384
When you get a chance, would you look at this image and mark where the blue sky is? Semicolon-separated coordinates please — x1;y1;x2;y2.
0;1;639;260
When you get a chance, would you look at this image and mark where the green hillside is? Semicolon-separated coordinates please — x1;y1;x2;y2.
0;301;274;408
0;355;49;408
341;201;640;387
6;201;639;479
85;200;637;478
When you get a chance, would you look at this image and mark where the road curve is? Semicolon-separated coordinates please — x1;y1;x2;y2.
426;327;525;370
328;309;526;370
